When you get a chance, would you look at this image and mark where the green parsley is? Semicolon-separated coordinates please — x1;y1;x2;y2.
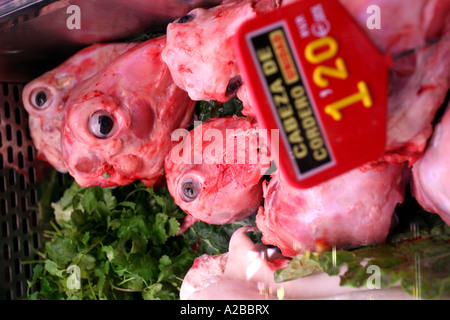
196;96;244;122
26;176;256;300
27;182;195;300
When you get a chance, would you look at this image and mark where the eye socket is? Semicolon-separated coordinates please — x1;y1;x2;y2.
180;179;200;202
88;110;117;139
225;75;243;97
178;14;194;23
30;88;51;109
176;9;196;24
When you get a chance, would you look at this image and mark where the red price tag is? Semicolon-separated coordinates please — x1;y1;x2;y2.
234;0;389;188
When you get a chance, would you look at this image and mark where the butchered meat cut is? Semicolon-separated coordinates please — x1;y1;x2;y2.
162;0;450;162
411;102;450;226
337;0;450;164
22;42;138;172
244;0;449;258
161;0;255;102
165;116;271;225
256;162;409;257
61;36;195;187
161;0;281;118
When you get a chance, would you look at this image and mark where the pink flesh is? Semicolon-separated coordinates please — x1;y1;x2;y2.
163;0;450;162
22;42;138;172
243;0;449;260
165;115;271;224
235;0;449;257
338;0;450;164
161;0;279;109
412;103;450;226
61;35;195;187
256;162;409;257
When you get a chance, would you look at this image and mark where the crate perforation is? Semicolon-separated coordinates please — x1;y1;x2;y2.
0;82;45;299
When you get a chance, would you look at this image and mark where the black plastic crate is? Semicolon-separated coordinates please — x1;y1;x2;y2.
0;82;40;300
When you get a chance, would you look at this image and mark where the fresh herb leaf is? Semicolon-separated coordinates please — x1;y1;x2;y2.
27;181;197;300
274;208;450;300
28;179;258;300
183;215;258;255
273;253;321;283
196;96;244;122
308;231;450;300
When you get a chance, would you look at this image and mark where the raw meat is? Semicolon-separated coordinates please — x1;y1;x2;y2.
411;102;450;226
164;115;271;224
161;0;279;118
159;0;428;256
22;42;138;172
338;0;450;164
181;227;413;300
249;0;448;257
61;36;195;187
278;0;450;163
163;0;450;162
256;162;409;257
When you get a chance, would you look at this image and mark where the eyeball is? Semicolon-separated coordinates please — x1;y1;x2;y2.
180;179;200;202
29;88;51;109
225;75;243;97
88;110;117;139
